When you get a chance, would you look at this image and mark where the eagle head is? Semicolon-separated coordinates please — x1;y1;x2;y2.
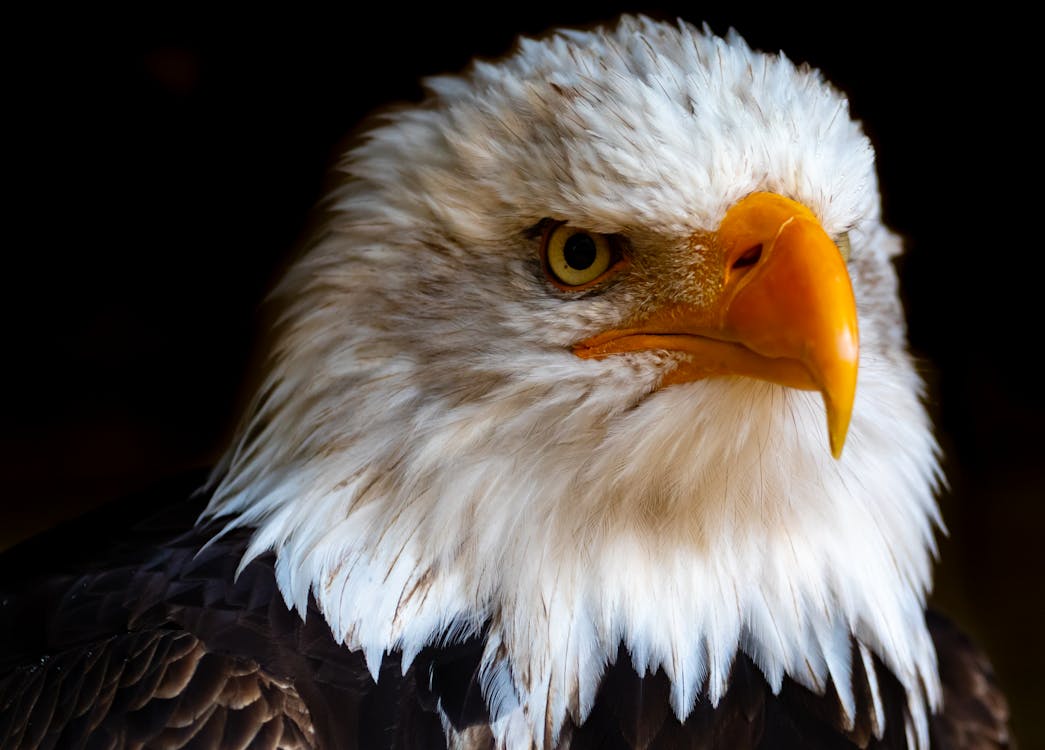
205;15;943;748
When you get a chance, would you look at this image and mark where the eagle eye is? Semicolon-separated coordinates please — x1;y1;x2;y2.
542;223;621;288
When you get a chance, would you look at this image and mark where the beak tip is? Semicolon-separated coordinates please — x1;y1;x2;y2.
825;397;853;461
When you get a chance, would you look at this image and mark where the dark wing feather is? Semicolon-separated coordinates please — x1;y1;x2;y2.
928;612;1010;749
0;474;446;750
0;629;314;750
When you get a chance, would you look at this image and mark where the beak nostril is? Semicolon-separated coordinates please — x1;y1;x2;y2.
732;243;763;270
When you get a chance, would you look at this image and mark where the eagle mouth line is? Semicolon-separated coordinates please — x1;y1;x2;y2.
573;332;819;392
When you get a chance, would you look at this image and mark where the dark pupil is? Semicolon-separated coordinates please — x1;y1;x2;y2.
563;233;597;270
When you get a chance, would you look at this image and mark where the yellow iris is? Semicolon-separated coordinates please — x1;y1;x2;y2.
544;224;615;287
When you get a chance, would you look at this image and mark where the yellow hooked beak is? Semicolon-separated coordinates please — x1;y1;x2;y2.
574;192;859;458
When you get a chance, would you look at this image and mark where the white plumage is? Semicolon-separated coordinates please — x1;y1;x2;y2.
205;15;944;749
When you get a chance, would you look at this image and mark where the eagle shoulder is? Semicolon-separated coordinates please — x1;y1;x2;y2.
927;612;1010;750
0;475;445;750
0;628;315;749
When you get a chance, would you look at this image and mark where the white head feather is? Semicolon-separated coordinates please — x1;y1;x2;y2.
204;15;943;749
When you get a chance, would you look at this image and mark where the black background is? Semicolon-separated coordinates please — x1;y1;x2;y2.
6;4;1041;745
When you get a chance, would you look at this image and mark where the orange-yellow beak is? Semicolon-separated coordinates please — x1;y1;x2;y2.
574;192;859;458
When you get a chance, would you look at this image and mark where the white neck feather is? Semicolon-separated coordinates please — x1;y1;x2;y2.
205;319;942;748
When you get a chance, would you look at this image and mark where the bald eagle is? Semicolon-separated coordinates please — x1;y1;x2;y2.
0;15;1010;750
